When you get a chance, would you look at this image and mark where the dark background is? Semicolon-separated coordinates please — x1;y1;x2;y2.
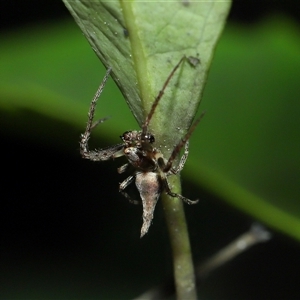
1;0;300;31
1;1;300;299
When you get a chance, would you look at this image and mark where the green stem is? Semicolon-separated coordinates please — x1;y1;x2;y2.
161;175;197;300
120;0;152;116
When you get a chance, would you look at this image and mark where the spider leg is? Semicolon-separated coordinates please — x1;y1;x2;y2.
168;140;189;175
119;175;139;205
80;143;124;161
164;110;206;173
82;67;112;139
142;56;186;136
118;163;130;174
163;175;199;205
156;163;198;204
80;67;126;161
91;116;110;130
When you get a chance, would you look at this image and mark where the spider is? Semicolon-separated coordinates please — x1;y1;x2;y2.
80;57;204;237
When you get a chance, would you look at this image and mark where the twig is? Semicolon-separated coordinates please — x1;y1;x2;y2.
133;223;271;300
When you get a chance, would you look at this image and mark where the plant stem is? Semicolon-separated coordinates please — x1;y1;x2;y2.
161;175;197;300
133;223;271;300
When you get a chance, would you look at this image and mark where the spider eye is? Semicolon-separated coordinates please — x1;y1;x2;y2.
144;134;155;143
150;135;155;143
121;131;131;142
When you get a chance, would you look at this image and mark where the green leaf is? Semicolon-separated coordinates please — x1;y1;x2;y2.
62;0;231;153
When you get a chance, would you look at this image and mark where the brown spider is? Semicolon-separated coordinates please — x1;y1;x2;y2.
80;57;204;237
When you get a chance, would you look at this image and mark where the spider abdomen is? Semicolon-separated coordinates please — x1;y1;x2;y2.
135;172;161;237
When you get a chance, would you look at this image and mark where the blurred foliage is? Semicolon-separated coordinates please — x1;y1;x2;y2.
1;14;300;246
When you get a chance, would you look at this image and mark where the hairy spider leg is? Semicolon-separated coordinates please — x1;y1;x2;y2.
163;176;199;205
91;116;111;130
118;163;130;174
163;110;206;173
168;141;189;175
119;174;139;205
83;67;112;135
157;152;199;205
80;67;124;161
142;56;186;136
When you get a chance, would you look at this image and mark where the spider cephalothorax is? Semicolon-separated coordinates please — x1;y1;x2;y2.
80;56;203;237
121;130;155;148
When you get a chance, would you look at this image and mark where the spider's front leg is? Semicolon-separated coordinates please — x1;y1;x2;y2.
82;67;112;139
80;114;123;161
80;141;125;161
80;67;125;162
